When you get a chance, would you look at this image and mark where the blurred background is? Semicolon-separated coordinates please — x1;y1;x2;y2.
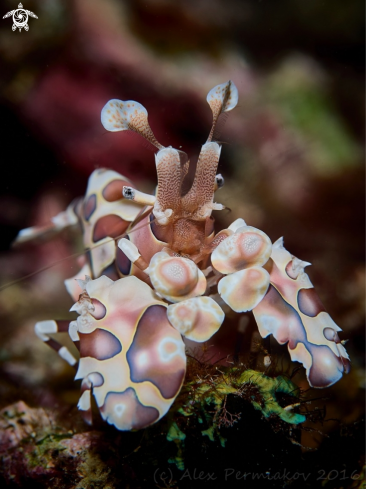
0;0;364;480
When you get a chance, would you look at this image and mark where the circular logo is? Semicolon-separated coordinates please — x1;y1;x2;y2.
13;9;28;29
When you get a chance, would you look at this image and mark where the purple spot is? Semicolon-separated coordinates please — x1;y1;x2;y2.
307;343;345;388
103;180;131;202
297;288;326;317
127;305;185;399
150;213;168;243
93;214;129;242
83;194;97;221
323;327;341;343
100;263;120;281
81;372;104;393
90;299;107;319
79;328;122;360
259;285;307;348
100;388;159;430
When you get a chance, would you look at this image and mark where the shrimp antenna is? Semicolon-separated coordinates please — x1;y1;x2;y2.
0;211;160;292
206;80;238;143
101;99;164;150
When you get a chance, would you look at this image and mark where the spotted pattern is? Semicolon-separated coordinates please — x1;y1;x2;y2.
68;169;144;279
206;80;238;114
73;276;187;431
29;82;350;434
90;298;107;320
253;285;347;387
124;209;167;283
103;180;130;202
79;328;122;361
209;229;231;250
100;388;159;430
306;343;345;387
127;305;186;399
172;218;206;255
101;99;163;149
181;143;221;219
93;214;129;242
206;81;238;141
297;288;326;317
155;148;182;216
257;285;307;348
253;240;350;388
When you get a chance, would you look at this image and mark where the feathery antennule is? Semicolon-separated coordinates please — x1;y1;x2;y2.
211;112;229;143
101;99;164;150
182;142;222;219
206;80;238;143
153;147;182;224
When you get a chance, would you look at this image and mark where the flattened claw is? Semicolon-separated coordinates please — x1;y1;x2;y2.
148;251;207;303
253;238;350;387
212;226;272;274
167;296;224;341
218;266;270;313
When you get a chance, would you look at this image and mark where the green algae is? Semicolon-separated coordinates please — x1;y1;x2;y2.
167;368;306;469
167;422;186;471
180;369;305;424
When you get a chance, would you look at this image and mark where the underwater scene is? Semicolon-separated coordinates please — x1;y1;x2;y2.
0;1;364;488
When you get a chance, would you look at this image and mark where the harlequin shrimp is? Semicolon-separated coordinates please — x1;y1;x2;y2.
14;80;350;431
